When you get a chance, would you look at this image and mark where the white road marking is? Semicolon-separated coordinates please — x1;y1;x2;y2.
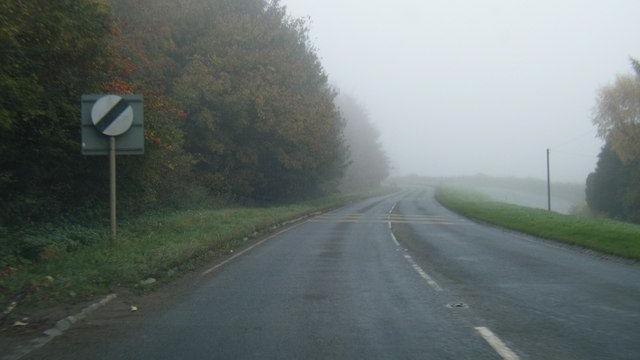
202;220;308;276
310;219;468;226
388;216;456;221
390;231;400;246
388;214;447;218
309;219;360;223
3;294;117;360
402;254;442;291
390;220;466;225
475;327;520;360
388;202;397;214
387;218;441;291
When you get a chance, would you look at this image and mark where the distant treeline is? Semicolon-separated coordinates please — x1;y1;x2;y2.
0;0;389;226
337;94;389;191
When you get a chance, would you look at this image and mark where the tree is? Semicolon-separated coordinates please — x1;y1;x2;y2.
166;0;346;200
586;143;640;223
0;0;197;223
593;59;640;163
631;57;640;77
0;0;116;223
336;94;389;191
1;0;349;227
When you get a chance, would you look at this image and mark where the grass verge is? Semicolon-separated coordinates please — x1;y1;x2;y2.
0;188;392;314
435;187;640;260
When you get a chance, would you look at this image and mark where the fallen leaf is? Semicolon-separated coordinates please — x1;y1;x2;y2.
2;301;17;315
140;278;156;286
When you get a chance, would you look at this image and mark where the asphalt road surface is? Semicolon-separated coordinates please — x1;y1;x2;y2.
24;189;640;359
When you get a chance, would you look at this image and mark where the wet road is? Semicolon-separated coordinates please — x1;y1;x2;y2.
25;189;640;359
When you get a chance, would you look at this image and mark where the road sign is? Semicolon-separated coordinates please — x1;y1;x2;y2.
91;95;134;136
81;94;144;242
81;95;144;155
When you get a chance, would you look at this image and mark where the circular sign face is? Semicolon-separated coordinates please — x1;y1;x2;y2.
91;95;134;137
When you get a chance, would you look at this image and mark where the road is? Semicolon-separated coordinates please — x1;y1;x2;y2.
25;189;640;359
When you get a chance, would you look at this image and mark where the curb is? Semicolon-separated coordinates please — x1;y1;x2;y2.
3;294;117;360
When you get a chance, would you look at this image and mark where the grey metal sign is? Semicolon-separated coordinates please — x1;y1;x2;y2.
81;94;144;155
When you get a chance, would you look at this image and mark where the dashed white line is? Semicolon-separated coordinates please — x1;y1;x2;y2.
403;254;443;291
387;208;441;292
475;327;520;360
390;231;400;246
385;202;520;360
388;202;397;214
387;202;397;230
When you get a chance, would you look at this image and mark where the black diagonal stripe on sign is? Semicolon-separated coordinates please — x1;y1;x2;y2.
95;98;130;134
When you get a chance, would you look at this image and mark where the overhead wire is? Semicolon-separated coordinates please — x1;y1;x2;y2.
551;150;596;159
550;128;597;150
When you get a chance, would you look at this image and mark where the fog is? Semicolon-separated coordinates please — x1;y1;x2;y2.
282;0;640;183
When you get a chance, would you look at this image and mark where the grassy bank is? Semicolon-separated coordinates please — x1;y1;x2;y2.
435;187;640;260
0;189;390;313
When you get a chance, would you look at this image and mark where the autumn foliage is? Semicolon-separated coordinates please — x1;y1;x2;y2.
587;59;640;223
0;0;366;226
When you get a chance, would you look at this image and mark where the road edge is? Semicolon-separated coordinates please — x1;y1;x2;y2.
433;188;640;266
1;190;400;360
2;294;117;360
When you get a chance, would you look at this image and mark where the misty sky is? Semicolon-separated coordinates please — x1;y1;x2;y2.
282;0;640;182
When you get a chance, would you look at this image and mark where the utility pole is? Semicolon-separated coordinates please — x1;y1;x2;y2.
546;148;551;212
